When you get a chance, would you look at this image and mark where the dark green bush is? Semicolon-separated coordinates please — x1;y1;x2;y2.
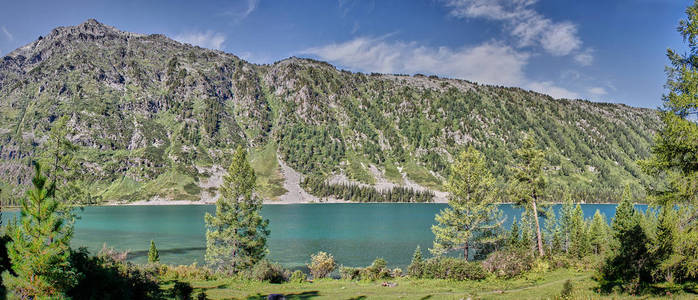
67;247;162;300
482;249;535;278
420;257;487;281
339;266;361;280
171;281;194;300
248;260;289;283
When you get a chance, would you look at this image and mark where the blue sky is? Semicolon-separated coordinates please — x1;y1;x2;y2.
0;0;688;108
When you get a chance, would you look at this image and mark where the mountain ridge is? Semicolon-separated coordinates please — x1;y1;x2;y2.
0;19;661;204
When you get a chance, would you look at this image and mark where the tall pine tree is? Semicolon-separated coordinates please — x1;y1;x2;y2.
2;162;79;298
509;133;547;257
205;146;270;274
430;147;503;260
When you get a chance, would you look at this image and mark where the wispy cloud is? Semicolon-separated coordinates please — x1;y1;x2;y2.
222;0;259;22
574;48;594;66
303;36;577;99
588;87;607;96
444;0;586;58
1;26;13;41
173;31;226;50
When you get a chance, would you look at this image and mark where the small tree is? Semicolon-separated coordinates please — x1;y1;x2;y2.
431;147;503;260
308;252;336;279
2;162;79;298
148;240;160;263
509;133;547;257
205;146;270;274
407;245;424;277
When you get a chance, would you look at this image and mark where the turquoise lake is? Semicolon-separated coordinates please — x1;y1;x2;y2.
1;203;644;269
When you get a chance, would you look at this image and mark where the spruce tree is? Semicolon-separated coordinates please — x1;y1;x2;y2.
205;146;270;274
430;147;503;260
507;218;522;249
509;133;547;257
148;240;160;263
407;245;424;277
589;210;610;256
559;194;575;254
2;162;79;298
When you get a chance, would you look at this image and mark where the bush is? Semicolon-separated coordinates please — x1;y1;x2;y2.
392;268;403;278
289;270;307;283
163;263;215;281
67;247;162;299
339;266;361;280
171;281;194;300
421;257;487;281
482;249;535;278
560;279;573;299
248;260;288;283
308;252;337;279
360;258;392;281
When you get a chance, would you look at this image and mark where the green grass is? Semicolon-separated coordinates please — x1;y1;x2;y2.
99;169;201;202
162;269;698;299
346;151;375;185
383;160;403;184
250;142;288;200
403;159;442;191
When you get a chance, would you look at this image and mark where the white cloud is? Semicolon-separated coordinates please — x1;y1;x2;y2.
1;26;13;41
304;37;529;87
242;0;259;19
173;31;226;50
574;48;594;66
444;0;584;57
221;0;259;21
527;81;580;99
303;36;578;99
588;87;607;95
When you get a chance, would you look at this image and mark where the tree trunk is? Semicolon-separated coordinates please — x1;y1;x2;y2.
532;200;545;257
464;241;469;262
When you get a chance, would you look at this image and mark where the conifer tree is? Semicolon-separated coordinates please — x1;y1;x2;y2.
543;206;560;254
507;218;522;249
431;147;503;260
407;245;424;277
205;146;270;274
148;240;160;263
2;162;79;298
589;210;610;256
559;194;575;253
509;133;547;256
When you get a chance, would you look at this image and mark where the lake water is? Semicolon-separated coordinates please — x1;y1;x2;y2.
1;203;644;269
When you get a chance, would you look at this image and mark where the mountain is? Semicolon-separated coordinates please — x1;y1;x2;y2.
0;19;660;204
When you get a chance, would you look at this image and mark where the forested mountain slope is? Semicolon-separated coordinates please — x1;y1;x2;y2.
0;20;660;204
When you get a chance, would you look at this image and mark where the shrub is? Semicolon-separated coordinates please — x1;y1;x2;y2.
289;270;307;283
339;266;361;280
482;249;535;278
171;281;194;300
163;263;215;281
392;268;403;278
560;279;573;299
360;258;392;281
248;260;288;283
67;247;162;299
421;257;487;281
308;252;337;279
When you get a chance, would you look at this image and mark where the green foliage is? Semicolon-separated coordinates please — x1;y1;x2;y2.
420;257;488;281
289;270;306;283
67;247;162;300
301;176;434;202
2;162;80;298
431;147;503;259
247;260;288;283
407;246;424;278
148;240;160;263
482;249;536;278
170;281;194;300
308;251;336;279
509;133;547;257
204;146;270;274
560;279;574;299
